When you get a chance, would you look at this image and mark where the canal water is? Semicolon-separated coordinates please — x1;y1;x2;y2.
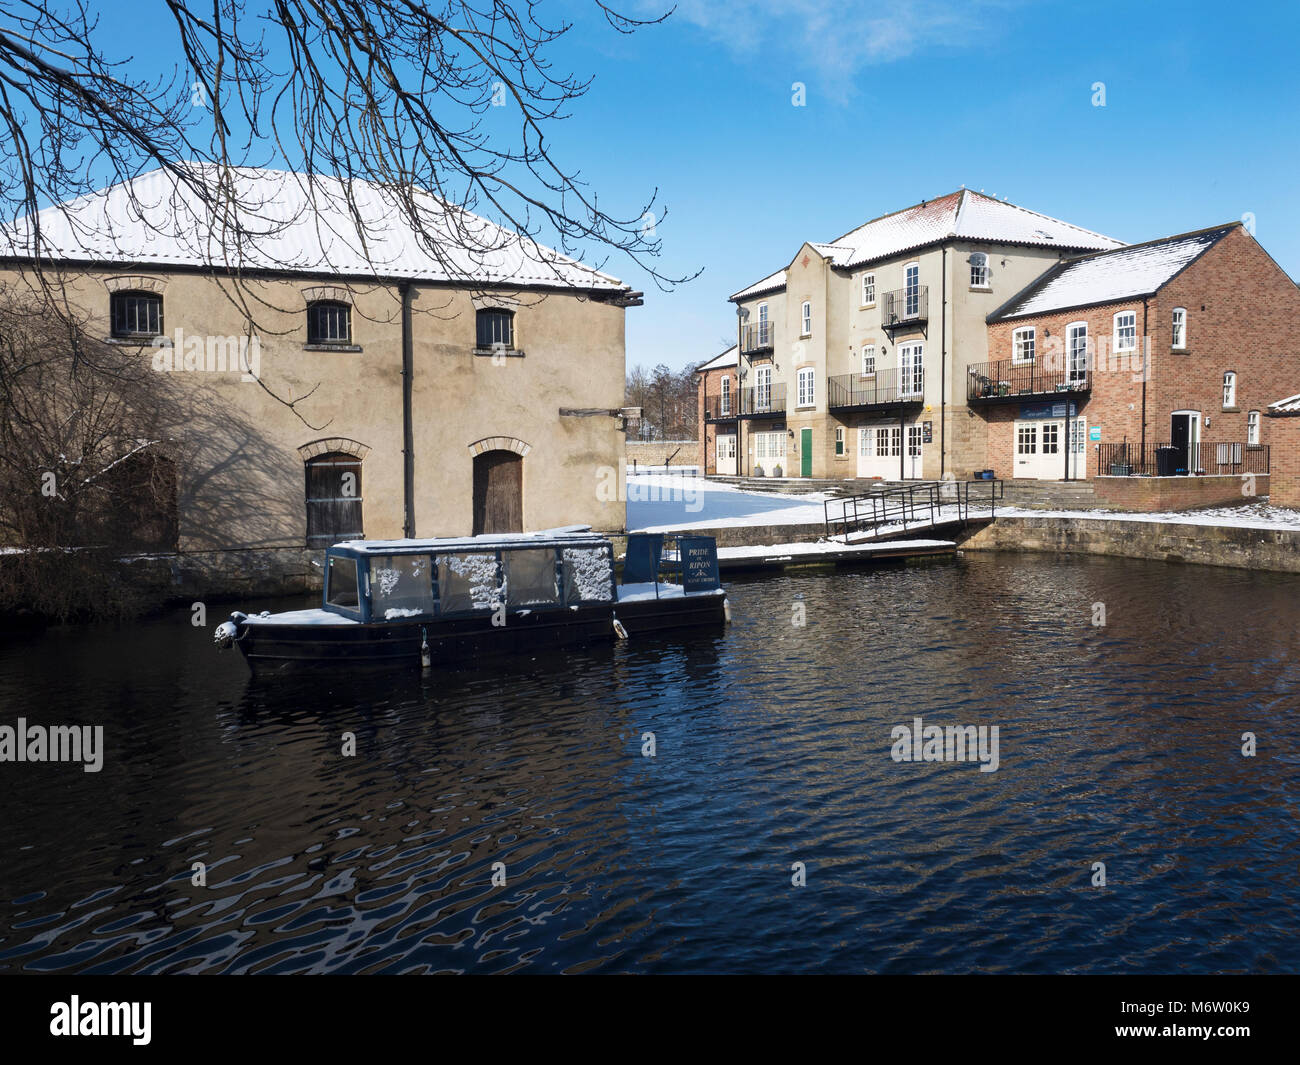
1;552;1297;974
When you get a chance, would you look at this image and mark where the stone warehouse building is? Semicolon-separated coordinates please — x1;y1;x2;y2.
981;223;1300;485
717;189;1121;480
0;165;636;581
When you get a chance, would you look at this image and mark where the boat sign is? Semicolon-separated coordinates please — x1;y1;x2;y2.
679;537;721;592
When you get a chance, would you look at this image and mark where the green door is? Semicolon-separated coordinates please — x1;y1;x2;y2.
800;428;813;478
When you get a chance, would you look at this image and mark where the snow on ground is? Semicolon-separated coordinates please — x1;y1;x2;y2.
716;539;954;560
627;472;835;532
999;501;1300;530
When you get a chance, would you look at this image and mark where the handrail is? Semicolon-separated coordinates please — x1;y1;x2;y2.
822;479;1003;543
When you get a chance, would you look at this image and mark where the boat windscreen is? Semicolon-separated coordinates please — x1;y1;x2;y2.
369;553;435;619
326;555;360;609
504;549;560;608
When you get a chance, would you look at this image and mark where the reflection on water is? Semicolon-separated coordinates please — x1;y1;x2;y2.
1;552;1297;973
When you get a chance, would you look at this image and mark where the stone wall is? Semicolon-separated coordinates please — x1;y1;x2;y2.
962;515;1300;572
626;440;699;468
1090;473;1267;512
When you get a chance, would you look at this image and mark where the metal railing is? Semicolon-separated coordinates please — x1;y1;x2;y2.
822;479;1003;543
880;285;928;329
828;366;924;410
704;395;738;420
967;359;1091;402
1098;441;1269;477
740;381;787;415
740;321;775;353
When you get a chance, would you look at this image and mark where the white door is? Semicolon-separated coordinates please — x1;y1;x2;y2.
716;433;736;476
857;423;900;479
1014;419;1066;479
755;366;772;412
905;424;924;478
898;341;924;398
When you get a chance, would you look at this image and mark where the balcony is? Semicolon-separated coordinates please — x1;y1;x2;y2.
967;359;1091;405
739;382;786;417
704;395;739;421
740;321;775;354
827;367;924;412
880;286;928;332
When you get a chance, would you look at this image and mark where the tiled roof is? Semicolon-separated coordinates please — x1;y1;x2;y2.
730;189;1122;301
0;163;627;291
990;225;1237;320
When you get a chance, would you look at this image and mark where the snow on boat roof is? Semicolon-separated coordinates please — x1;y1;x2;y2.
729;189;1122;301
0;163;627;292
331;525;608;555
990;225;1237;320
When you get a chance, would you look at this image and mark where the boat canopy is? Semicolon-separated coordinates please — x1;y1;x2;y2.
322;529;616;622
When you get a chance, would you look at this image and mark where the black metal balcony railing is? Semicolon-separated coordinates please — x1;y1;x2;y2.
1098;441;1270;477
740;321;775;353
967;359;1092;403
704;395;739;421
827;367;924;411
880;286;928;330
739;382;786;416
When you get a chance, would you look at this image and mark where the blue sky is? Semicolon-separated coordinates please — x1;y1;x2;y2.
532;0;1300;371
83;0;1299;372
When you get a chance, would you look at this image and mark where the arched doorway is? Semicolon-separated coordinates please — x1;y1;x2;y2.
472;450;523;534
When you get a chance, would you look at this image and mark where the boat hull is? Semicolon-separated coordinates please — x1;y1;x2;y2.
233;592;726;671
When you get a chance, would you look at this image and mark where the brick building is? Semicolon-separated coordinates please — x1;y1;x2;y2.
1266;393;1300;508
695;345;739;475
980;223;1300;482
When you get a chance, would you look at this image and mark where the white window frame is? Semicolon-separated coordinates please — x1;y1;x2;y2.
898;341;924;397
1223;371;1237;409
796;366;816;409
1171;307;1187;350
800;300;812;337
970;252;990;289
1247;410;1260;446
757;302;770;347
903;262;920;317
1066;322;1089;384
862;344;876;375
1012;326;1036;365
862;273;876;307
835;426;845;456
755;365;772;412
720;375;731;415
1113;310;1137;353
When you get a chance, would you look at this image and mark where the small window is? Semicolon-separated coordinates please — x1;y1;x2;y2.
1012;326;1036;364
756;302;771;346
797;367;815;408
370;553;434;619
801;301;812;337
307;300;352;344
111;292;162;338
835;426;845;456
325;555;360;610
862;273;876;306
1223;371;1237;409
720;375;731;415
1247;410;1260;445
1113;310;1136;352
476;308;514;349
970;252;989;288
1172;307;1187;350
862;344;876;375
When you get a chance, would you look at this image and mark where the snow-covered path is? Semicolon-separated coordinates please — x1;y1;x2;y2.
626;472;834;532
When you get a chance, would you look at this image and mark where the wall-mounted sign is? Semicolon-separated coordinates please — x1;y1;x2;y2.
1019;401;1078;420
922;421;933;443
1089;426;1102;441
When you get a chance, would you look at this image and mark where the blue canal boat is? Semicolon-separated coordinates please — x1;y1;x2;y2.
213;526;727;670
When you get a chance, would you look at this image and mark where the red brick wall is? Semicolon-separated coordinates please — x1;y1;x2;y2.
1092;473;1268;512
1268;415;1300;508
696;365;737;475
984;225;1300;481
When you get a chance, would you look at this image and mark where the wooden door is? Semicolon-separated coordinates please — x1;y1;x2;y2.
306;452;364;545
473;450;523;534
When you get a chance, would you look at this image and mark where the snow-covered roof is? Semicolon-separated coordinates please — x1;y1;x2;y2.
1268;393;1300;416
730;189;1122;301
991;225;1237;320
333;525;605;555
696;344;738;372
0;164;627;292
